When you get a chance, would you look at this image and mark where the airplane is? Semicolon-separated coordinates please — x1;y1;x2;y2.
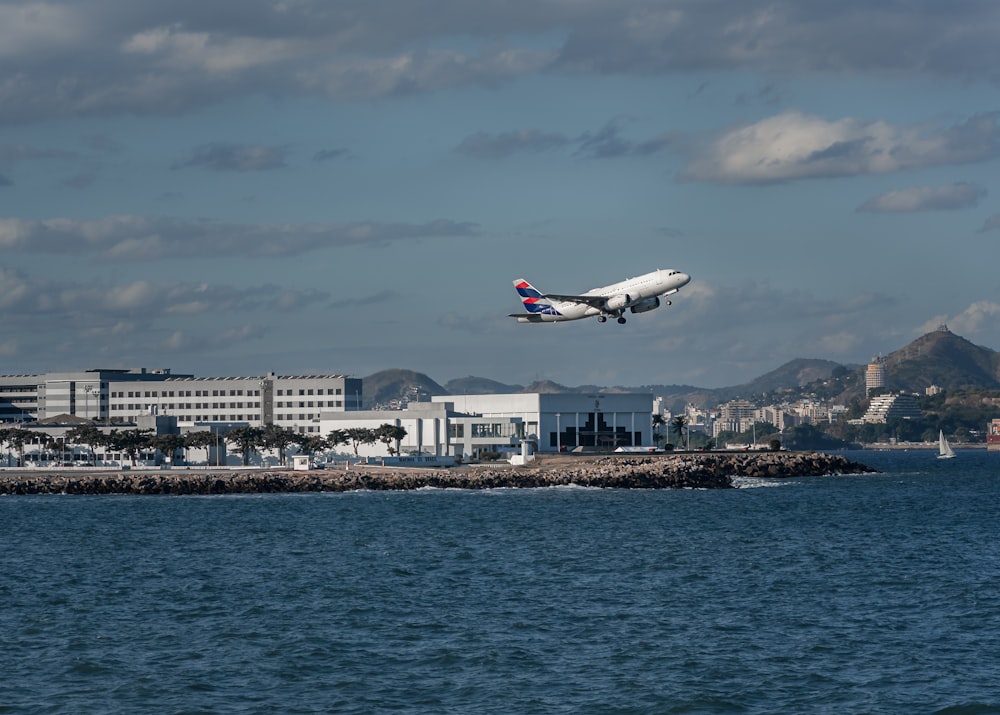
509;268;691;324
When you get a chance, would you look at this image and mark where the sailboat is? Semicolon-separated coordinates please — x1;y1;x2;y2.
937;430;956;459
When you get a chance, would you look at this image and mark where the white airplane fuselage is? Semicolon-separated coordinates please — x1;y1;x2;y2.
510;268;691;324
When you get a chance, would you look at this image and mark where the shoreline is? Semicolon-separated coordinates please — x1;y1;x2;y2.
0;452;876;495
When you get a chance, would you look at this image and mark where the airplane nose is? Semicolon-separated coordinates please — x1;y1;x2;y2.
679;272;691;286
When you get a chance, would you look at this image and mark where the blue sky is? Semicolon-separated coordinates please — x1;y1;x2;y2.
2;0;999;389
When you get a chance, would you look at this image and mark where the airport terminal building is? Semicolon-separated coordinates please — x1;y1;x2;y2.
3;369;655;463
433;392;655;453
0;368;362;433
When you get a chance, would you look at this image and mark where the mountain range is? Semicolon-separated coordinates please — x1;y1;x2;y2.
362;328;1000;411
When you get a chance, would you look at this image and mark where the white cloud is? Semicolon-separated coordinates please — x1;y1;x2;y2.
122;25;299;74
857;183;987;213
680;111;1000;184
949;302;1000;335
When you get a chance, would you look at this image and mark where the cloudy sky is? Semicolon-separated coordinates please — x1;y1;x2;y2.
2;0;999;389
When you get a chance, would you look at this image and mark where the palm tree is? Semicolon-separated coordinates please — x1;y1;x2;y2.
670;415;688;450
651;414;666;448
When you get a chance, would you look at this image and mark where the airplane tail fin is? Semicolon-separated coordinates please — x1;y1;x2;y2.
510;278;560;317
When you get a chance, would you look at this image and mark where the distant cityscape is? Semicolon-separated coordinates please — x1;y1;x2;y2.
2;324;1000;466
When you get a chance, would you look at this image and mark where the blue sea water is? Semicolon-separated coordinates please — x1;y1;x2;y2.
2;451;999;714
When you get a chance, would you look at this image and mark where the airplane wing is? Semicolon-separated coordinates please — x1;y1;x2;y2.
542;292;608;309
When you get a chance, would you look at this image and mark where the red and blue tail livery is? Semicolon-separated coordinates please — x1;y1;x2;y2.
514;279;563;318
508;269;691;324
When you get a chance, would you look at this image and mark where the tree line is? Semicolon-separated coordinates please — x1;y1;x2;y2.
0;423;407;467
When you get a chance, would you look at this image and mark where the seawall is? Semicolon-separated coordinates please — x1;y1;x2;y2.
0;452;875;495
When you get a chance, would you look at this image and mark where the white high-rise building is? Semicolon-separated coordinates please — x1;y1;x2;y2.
866;356;887;395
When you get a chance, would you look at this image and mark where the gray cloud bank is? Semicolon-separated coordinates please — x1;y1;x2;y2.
0;216;480;261
173;143;289;172
2;1;1000;123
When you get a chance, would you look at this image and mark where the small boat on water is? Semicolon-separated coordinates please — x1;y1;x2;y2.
937;430;956;459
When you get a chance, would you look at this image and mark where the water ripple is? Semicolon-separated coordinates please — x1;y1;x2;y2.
2;452;999;713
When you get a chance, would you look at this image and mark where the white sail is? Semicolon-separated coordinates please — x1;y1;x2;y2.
937;430;956;459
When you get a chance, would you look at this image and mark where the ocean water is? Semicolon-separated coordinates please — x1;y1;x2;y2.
2;450;999;714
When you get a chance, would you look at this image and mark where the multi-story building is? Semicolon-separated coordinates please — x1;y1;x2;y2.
861;393;922;423
1;368;188;423
754;405;796;432
1;368;361;433
713;399;757;437
108;372;362;434
0;375;41;422
866;356;887;395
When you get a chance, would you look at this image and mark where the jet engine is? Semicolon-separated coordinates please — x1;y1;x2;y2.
604;294;632;312
629;296;661;314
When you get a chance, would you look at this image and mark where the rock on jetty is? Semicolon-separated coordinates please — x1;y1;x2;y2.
0;452;875;495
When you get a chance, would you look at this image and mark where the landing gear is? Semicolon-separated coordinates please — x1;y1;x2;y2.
597;315;607;323
617;316;627;324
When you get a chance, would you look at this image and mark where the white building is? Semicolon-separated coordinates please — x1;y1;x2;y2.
1;368;192;423
862;393;922;423
107;372;361;433
320;402;523;460
318;392;655;459
866;356;887;395
1;369;362;431
433;392;654;453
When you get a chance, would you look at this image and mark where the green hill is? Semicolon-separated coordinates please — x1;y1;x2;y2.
362;329;999;412
883;327;1000;392
444;376;523;394
362;369;448;408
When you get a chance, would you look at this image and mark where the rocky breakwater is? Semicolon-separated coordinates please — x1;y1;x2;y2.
0;452;875;495
467;451;875;490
